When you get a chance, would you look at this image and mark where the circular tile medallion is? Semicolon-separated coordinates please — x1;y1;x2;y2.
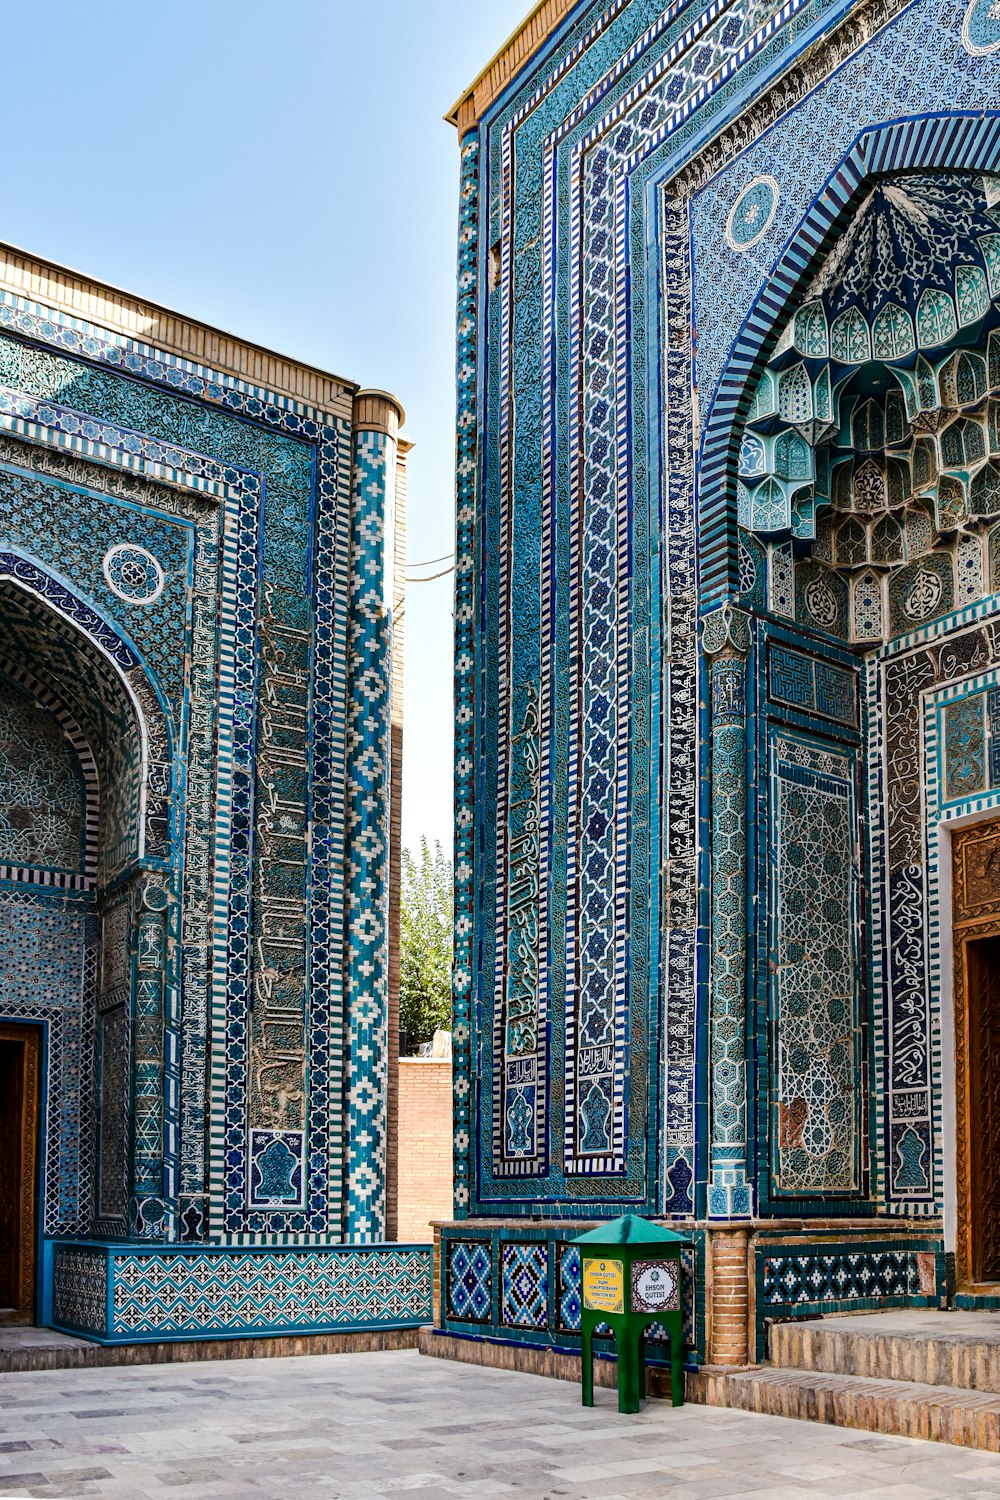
102;543;165;605
962;0;1000;54
725;174;779;251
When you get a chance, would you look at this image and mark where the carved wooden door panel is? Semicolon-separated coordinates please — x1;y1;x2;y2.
968;938;1000;1280
0;1024;40;1322
954;822;1000;1287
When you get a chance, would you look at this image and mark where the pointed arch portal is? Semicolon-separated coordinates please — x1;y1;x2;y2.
0;560;176;1321
700;112;1000;610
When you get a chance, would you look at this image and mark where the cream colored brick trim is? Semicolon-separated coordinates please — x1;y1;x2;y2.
0;241;356;419
446;0;580;132
351;389;406;436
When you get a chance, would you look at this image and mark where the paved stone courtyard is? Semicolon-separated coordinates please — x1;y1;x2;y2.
3;1349;1000;1498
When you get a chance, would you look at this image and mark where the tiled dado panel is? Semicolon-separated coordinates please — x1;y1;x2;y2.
49;1241;432;1344
753;1235;945;1360
441;1227;703;1361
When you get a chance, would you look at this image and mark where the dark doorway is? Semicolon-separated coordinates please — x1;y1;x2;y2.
968;936;1000;1282
0;1024;41;1322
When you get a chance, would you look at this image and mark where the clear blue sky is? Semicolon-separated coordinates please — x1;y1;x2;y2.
1;0;531;856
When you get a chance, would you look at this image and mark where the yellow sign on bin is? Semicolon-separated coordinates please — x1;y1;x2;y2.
582;1256;625;1315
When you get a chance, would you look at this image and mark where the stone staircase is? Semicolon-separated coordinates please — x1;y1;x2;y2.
685;1310;1000;1450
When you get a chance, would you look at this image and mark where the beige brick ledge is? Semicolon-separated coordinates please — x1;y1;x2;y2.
446;0;581;133
0;241;358;420
419;1325;705;1401
0;1326;420;1374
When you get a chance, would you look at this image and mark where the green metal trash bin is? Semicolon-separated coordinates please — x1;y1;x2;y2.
571;1215;691;1414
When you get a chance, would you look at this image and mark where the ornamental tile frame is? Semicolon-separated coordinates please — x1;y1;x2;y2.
867;597;1000;1220
0;245;411;1340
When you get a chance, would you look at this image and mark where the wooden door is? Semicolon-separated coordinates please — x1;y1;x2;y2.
968;936;1000;1280
954;822;1000;1287
0;1023;41;1323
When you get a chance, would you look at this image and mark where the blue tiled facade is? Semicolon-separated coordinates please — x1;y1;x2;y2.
449;0;1000;1361
0;260;424;1342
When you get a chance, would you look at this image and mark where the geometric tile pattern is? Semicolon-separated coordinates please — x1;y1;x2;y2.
770;732;860;1196
97;1003;129;1225
500;1242;548;1330
49;1244;431;1342
753;1237;942;1359
52;1247;108;1335
344;428;392;1243
704;608;752;1218
759;1247;921;1306
444;1228;700;1357
447;1241;493;1323
451;133;479;1216
557;1244;584;1334
0;886;96;1234
769;646;857;727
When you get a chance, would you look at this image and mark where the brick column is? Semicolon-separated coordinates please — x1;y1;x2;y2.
432;1222;445;1327
708;1227;751;1366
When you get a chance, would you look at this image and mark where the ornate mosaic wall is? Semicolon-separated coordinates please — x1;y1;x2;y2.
50;1241;431;1344
439;1223;704;1361
453;0;1000;1317
0;256;408;1337
751;1232;944;1358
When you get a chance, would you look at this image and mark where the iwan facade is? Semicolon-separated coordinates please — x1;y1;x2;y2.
0;247;431;1342
439;0;1000;1366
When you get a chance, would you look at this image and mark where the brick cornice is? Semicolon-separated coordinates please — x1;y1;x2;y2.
0;242;357;420
445;0;581;133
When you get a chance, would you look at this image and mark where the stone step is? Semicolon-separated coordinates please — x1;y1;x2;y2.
0;1325;420;1372
687;1363;1000;1450
771;1312;1000;1393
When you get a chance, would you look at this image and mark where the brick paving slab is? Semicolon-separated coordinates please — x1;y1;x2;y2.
0;1348;999;1497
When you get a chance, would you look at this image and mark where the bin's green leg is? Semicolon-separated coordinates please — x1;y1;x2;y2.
617;1324;641;1415
581;1320;594;1408
669;1316;684;1408
638;1330;647;1399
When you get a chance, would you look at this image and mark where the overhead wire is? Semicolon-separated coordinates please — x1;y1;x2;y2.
405;564;455;582
405;551;454;570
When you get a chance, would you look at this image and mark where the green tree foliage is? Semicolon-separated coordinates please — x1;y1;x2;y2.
399;837;452;1055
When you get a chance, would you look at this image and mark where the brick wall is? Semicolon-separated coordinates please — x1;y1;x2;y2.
396;1059;452;1244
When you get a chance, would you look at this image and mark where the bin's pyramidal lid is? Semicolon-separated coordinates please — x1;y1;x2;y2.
570;1214;692;1246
